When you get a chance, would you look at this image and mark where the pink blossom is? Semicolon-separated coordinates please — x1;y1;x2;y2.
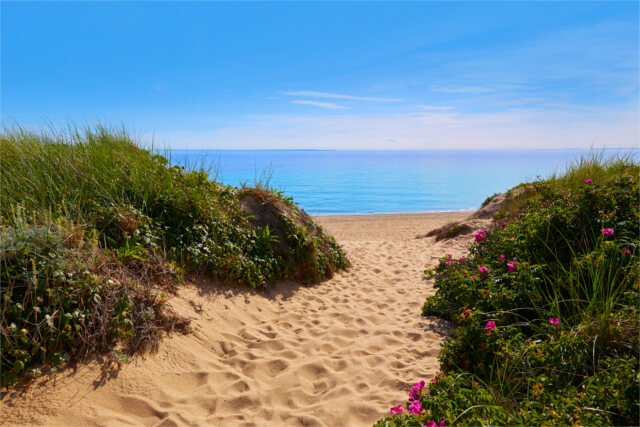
471;274;477;279
600;228;614;236
409;388;420;401
549;317;560;326
584;178;592;184
408;400;423;415
514;216;520;221
459;256;466;263
431;378;438;384
413;380;426;391
445;260;452;265
474;230;486;243
499;254;506;260
424;422;437;427
446;253;452;259
485;321;497;331
500;221;507;227
623;248;632;256
440;420;446;427
478;266;488;274
507;261;517;272
390;405;403;415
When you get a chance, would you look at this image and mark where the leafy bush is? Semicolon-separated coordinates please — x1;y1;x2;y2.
378;154;639;426
0;125;348;386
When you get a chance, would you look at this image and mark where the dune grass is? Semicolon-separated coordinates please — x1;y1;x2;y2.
0;125;348;387
378;153;639;426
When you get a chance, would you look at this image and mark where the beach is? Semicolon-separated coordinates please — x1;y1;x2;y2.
2;211;472;427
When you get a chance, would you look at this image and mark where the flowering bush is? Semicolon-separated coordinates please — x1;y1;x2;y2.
378;154;639;426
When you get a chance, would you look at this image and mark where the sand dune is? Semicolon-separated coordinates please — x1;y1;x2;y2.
2;212;474;427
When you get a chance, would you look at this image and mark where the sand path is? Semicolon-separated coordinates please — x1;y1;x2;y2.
2;212;472;427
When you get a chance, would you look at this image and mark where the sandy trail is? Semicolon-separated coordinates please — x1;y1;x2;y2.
2;212;473;427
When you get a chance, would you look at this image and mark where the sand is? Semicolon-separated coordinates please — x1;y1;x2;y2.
1;211;475;427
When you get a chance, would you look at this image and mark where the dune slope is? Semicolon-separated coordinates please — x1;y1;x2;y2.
2;212;471;427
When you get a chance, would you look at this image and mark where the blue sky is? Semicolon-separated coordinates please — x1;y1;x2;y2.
2;1;638;149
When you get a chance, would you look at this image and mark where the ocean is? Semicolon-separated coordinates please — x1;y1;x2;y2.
167;149;634;215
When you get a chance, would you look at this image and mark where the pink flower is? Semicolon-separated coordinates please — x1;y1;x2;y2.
459;256;466;263
413;380;426;391
431;378;438;384
471;274;477;279
485;320;497;331
474;230;486;243
390;405;403;415
584;178;592;184
500;221;507;227
478;266;488;274
499;254;506;260
424;422;437;427
408;388;420;401
446;253;452;259
445;260;452;265
549;317;560;326
514;216;520;221
600;228;614;236
623;248;632;256
440;420;446;427
408;400;423;415
507;261;517;272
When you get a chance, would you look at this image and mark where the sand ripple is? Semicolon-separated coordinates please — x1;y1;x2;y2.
1;212;471;427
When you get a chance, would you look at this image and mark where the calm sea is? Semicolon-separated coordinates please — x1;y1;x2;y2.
167;150;635;215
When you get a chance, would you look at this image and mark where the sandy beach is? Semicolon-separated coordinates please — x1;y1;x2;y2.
2;212;474;427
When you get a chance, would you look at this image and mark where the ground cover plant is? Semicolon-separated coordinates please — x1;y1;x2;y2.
377;153;639;426
0;125;348;387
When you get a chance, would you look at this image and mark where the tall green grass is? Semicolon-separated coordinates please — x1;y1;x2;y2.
0;124;348;387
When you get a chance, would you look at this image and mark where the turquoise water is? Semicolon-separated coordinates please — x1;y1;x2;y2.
167;150;635;215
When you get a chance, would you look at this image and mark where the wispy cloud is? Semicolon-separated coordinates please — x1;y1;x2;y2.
417;105;454;112
291;100;346;110
431;86;495;94
286;91;402;103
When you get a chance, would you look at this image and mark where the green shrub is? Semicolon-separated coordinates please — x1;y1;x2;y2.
0;125;348;386
379;154;639;426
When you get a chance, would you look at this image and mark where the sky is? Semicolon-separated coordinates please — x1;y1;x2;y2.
2;1;638;150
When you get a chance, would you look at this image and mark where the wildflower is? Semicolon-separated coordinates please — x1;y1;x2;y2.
623;248;632;255
549;317;560;326
390;405;403;415
413;380;426;391
445;259;452;265
600;228;614;236
478;266;488;274
471;274;477;279
459;256;466;263
474;230;486;243
583;178;592;184
440;420;446;427
499;254;506;260
424;422;437;427
408;388;420;401
408;400;423;415
485;320;497;331
507;260;517;272
500;221;507;227
514;216;520;220
446;253;452;259
431;378;438;384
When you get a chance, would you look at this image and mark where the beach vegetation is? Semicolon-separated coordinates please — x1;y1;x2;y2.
378;153;639;426
0;125;348;387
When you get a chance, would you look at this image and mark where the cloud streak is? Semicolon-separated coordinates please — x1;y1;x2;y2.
291;100;346;110
286;91;402;103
